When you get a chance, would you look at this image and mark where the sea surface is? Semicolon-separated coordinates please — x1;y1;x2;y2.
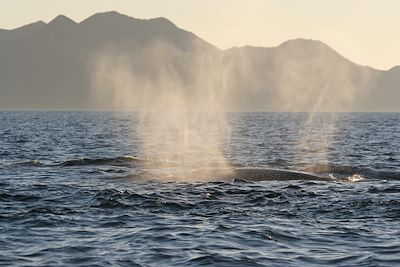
1;112;400;266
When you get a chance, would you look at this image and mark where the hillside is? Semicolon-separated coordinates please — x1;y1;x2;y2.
0;11;398;111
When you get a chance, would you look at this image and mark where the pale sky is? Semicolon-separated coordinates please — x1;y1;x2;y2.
1;0;399;70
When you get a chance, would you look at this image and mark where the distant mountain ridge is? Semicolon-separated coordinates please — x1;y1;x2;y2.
0;11;398;111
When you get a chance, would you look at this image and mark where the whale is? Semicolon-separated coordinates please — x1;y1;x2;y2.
166;167;335;182
225;167;332;182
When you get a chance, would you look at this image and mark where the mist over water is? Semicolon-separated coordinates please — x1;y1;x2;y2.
271;40;378;164
89;40;379;176
90;41;233;181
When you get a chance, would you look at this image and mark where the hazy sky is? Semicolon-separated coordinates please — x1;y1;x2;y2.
1;0;399;70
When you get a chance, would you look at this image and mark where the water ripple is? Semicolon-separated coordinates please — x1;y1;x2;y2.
1;112;400;266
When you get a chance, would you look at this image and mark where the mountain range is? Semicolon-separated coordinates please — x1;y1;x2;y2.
0;11;398;111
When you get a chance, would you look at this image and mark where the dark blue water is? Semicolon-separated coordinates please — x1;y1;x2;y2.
1;112;400;266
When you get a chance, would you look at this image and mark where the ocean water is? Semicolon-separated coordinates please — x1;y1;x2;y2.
1;112;400;266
